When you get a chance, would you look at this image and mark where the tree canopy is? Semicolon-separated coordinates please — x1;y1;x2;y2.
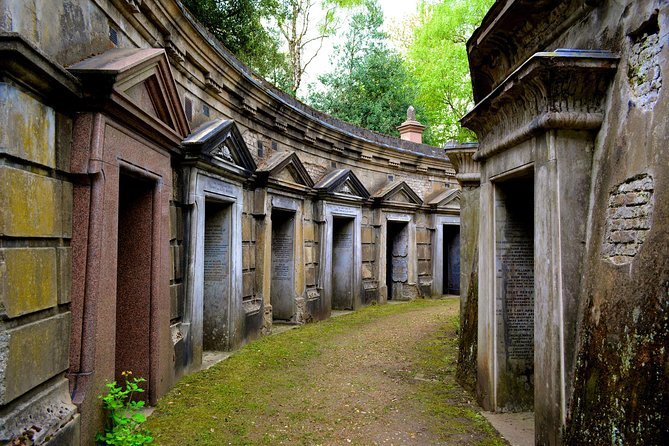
182;0;289;82
184;0;495;145
406;0;494;144
307;0;421;137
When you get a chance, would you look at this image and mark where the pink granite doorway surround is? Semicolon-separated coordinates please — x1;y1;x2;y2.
67;48;189;442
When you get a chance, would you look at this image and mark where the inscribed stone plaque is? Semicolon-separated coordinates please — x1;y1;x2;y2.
493;180;534;411
204;222;229;282
271;213;295;320
333;231;353;248
271;232;293;279
332;218;354;310
497;219;534;362
392;257;409;282
203;204;231;350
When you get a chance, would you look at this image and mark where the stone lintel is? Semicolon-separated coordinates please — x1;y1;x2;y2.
461;50;618;162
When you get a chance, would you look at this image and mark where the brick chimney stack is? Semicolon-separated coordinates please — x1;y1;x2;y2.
397;106;426;144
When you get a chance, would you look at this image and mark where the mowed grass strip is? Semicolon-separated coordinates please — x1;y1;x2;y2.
145;299;505;445
410;312;507;445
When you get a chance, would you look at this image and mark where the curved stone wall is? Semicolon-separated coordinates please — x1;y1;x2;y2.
0;1;458;444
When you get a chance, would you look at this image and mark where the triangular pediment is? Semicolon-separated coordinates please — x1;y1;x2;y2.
313;169;370;199
372;181;423;206
182;119;256;175
427;188;461;210
257;151;314;188
69;48;190;138
389;190;414;203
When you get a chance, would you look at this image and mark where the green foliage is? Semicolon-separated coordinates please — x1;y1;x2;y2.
96;372;153;446
307;0;421;137
406;0;494;145
181;0;290;84
272;0;365;95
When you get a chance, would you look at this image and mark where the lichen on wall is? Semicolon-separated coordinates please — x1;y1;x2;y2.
566;279;669;445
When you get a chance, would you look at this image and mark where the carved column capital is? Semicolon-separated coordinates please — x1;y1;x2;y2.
461;50;619;161
444;142;480;187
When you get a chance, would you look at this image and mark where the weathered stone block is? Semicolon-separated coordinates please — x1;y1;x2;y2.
418;259;431;276
0;248;57;318
304;245;314;264
0;83;55;168
242;271;255;298
169;283;183;320
173;245;183;279
418;245;432;260
0;313;71;404
170;245;176;281
362;262;374;279
243;244;255;270
361;226;373;244
362;245;375;262
242;215;253;241
243;189;254;214
170;204;177;241
392;257;409;282
0;166;68;237
57;247;71;304
416;228;431;244
60;180;73;239
0;378;78;445
306;266;316;286
303;221;315;241
55;112;72;173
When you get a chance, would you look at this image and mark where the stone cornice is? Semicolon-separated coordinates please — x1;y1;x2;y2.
136;0;452;173
444;143;480;186
467;0;597;101
0;33;82;105
461;50;618;162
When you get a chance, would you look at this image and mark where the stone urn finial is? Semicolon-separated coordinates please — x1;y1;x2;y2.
407;105;416;121
398;105;425;144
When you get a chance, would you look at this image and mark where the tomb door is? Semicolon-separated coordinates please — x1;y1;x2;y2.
271;209;296;321
332;217;355;310
386;221;409;300
494;174;535;411
444;225;461;295
203;201;232;351
116;172;155;396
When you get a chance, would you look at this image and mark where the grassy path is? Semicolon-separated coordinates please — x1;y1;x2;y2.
146;299;506;445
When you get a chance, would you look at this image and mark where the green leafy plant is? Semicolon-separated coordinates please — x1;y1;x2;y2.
96;371;154;446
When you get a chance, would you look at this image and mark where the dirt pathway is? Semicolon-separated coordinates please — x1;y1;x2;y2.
147;300;505;445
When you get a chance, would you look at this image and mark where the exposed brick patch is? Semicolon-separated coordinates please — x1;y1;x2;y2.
628;13;662;110
602;174;654;265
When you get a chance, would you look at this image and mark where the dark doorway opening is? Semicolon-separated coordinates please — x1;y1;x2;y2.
116;172;154;397
271;209;296;321
203;201;232;351
332;217;354;310
443;225;461;295
495;172;535;411
386;221;409;300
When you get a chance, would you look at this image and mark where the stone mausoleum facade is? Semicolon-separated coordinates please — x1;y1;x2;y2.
450;1;669;445
0;0;462;444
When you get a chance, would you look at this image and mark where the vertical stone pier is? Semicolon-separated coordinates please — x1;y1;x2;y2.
445;142;481;392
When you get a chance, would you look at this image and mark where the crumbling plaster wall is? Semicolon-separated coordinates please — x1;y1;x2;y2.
468;1;669;443
559;3;669;443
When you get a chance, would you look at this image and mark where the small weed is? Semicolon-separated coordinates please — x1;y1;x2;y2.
96;371;153;445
